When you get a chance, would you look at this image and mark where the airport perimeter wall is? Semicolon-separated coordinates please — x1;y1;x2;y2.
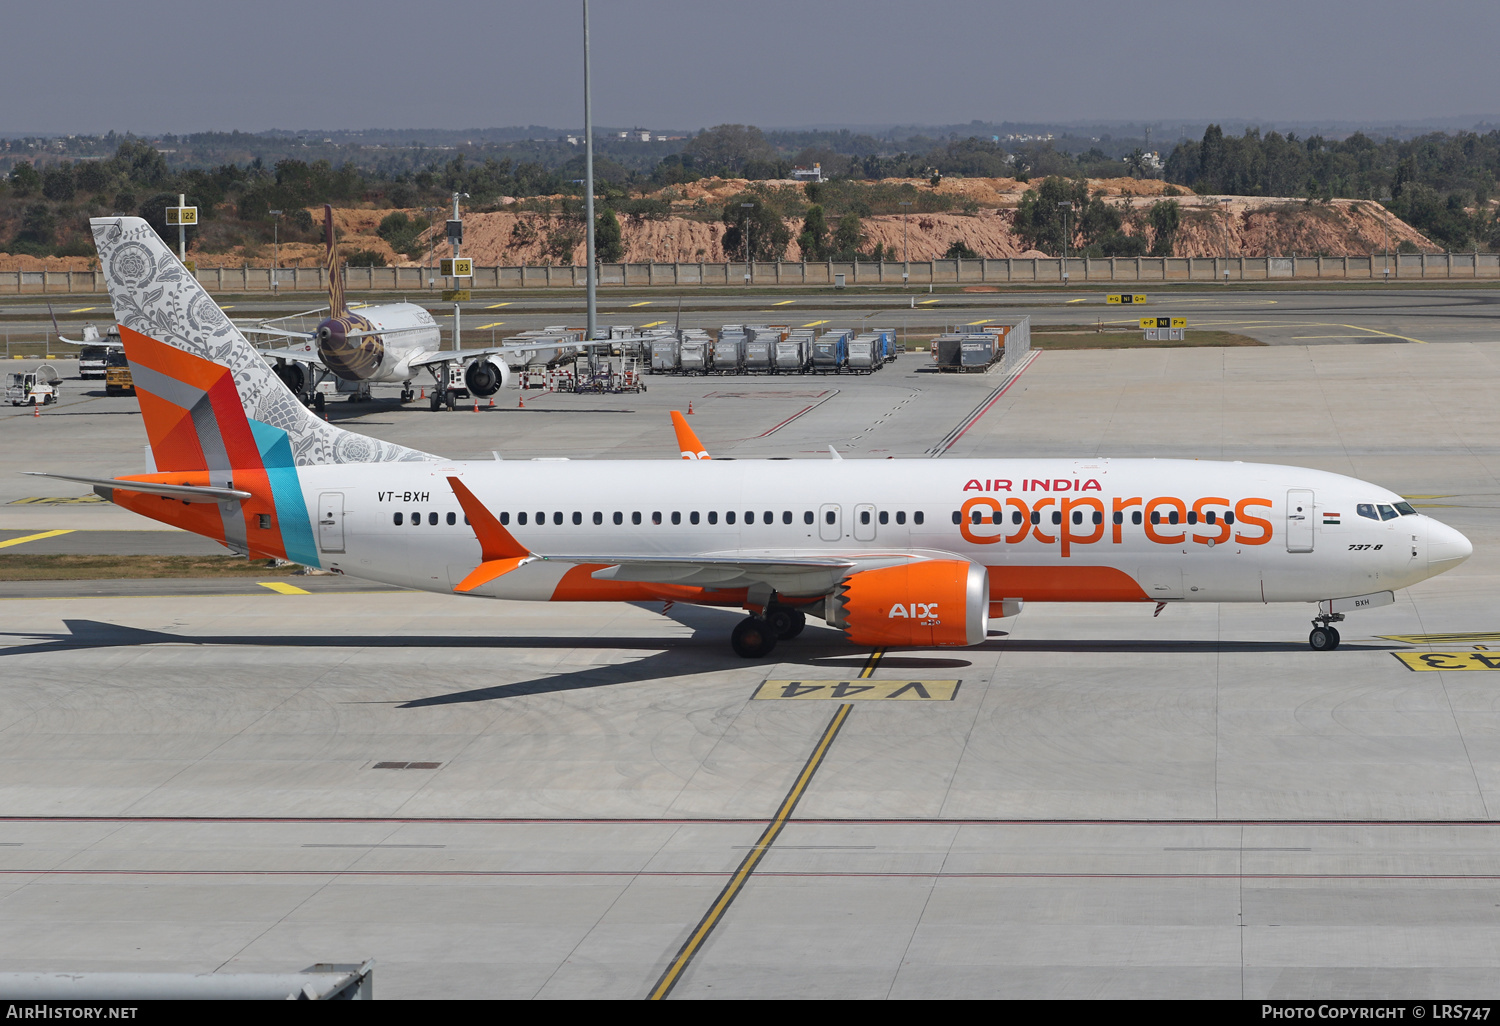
6;252;1498;293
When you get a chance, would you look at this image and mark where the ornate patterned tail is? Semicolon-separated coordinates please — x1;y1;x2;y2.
324;204;346;318
90;216;432;469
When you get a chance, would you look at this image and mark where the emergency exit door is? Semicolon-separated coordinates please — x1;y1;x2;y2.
1286;489;1314;553
318;492;346;553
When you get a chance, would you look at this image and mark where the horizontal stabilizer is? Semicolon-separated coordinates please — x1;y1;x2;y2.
24;472;251;504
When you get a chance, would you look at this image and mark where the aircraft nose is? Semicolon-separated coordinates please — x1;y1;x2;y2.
1428;521;1473;573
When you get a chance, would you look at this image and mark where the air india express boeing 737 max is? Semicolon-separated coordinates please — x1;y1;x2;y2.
33;216;1473;658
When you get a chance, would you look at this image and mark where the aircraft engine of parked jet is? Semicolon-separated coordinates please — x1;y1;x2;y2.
464;357;509;397
826;560;990;647
273;362;307;394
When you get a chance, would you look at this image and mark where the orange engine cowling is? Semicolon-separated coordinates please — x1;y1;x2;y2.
827;560;990;648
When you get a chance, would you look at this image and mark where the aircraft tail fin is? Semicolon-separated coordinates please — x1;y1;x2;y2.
324;204;347;317
90;216;431;472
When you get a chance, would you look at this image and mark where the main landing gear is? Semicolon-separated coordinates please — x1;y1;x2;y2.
1309;612;1344;651
731;604;807;659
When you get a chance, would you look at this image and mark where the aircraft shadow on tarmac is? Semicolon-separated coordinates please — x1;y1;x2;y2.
0;613;1400;707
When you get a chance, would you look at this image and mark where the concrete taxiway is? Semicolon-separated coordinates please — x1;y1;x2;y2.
1;336;1499;998
6;284;1500;350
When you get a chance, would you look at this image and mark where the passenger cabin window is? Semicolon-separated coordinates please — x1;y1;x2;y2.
1224;512;1234;524
447;512;456;526
613;512;622;525
878;511;888;525
896;511;906;525
783;511;793;525
690;512;700;525
1357;504;1379;520
553;512;563;526
518;512;528;526
410;510;419;526
652;512;662;525
953;511;962;526
1132;511;1143;525
728;512;737;525
671;512;682;525
632;512;642;525
1014;511;1024;525
708;511;718;525
914;511;924;525
428;512;438;526
572;512;582;526
1186;511;1198;525
1051;511;1062;526
763;511;773;524
1205;511;1216;525
1093;511;1103;525
500;512;510;525
1150;511;1160;525
393;512;403;526
593;512;603;525
1112;511;1123;525
803;511;813;525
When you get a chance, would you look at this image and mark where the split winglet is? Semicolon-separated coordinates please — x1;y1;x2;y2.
670;411;710;460
446;476;533;592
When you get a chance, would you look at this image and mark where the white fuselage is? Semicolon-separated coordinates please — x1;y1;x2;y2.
288;457;1469;607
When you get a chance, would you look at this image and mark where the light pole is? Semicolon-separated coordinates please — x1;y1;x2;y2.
1218;197;1232;283
268;209;283;294
900;200;912;286
1057;201;1072;285
423;206;439;286
450;191;468;352
1378;195;1393;282
741;202;755;284
582;0;597;340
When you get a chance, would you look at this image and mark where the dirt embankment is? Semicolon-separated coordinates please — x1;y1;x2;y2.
0;177;1444;270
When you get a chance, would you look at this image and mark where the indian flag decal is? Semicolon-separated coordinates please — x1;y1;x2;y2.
1323;512;1342;525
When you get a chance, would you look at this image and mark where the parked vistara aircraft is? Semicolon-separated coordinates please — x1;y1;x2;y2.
31;216;1472;657
245;206;556;411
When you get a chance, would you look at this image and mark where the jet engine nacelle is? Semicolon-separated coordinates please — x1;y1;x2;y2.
464;357;509;397
274;361;307;395
826;560;989;648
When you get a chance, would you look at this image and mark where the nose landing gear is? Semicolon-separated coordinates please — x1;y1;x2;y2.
1309;612;1345;651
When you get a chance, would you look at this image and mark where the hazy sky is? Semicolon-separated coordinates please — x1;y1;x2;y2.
4;0;1497;134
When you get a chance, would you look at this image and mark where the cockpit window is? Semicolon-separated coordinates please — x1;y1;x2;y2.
1377;504;1398;521
1394;501;1417;516
1357;504;1379;521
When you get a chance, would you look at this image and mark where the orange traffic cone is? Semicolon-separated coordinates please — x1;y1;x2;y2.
323;411;329;421
472;400;478;413
518;395;525;409
419;388;425;400
488;397;495;408
687;401;693;414
32;403;40;417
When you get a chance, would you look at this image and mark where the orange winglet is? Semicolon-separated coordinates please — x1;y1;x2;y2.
670;410;709;460
447;477;532;591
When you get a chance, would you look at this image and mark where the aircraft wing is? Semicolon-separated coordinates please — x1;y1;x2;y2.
56;336;123;348
405;341;583;369
237;324;313;339
255;347;324;366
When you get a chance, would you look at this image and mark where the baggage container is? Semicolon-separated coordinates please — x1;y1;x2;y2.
811;329;850;374
773;338;806;374
847;335;879;374
744;339;774;372
650;339;680;372
712;333;743;373
679;340;710;374
960;334;998;371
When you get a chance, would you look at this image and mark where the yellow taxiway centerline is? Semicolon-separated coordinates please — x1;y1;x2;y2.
0;529;75;549
801;320;829;328
647;701;854;999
